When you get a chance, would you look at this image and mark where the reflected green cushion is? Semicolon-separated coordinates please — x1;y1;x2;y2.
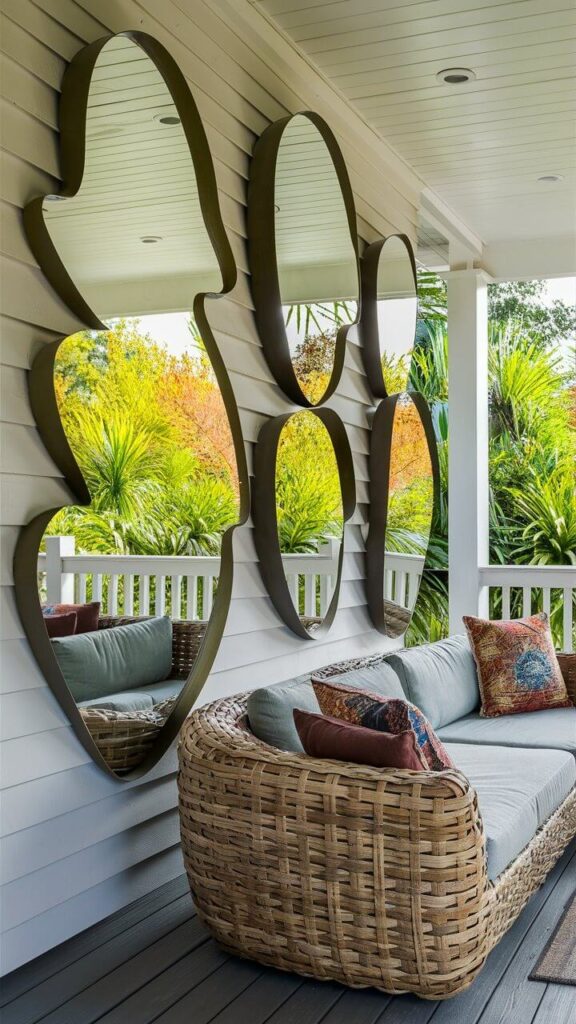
248;660;405;753
386;634;479;729
52;616;172;703
78;692;154;712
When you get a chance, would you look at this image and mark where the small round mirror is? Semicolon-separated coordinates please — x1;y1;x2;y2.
361;235;418;398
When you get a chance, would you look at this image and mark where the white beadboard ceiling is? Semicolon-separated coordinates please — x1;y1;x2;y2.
256;0;576;248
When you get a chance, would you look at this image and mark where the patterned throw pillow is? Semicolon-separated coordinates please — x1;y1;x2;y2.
463;613;572;717
43;601;100;634
311;678;455;771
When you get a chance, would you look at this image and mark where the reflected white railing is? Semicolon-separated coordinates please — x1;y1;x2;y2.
37;536;427;622
480;565;576;653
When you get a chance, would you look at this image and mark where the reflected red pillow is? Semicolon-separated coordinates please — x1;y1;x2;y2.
293;708;427;771
43;601;100;634
44;611;77;638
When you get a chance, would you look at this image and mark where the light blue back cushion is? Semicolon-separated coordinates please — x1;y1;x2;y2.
52;616;172;703
386;634;479;730
247;660;405;753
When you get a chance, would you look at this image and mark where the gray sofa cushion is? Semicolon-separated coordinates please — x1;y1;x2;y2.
438;708;576;757
446;742;576;880
385;634;479;729
77;678;185;713
52;616;172;702
248;660;405;753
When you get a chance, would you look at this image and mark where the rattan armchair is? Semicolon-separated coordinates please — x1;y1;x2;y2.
178;654;576;999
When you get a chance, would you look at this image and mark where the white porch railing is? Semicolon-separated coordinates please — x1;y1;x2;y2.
480;565;576;652
38;537;428;622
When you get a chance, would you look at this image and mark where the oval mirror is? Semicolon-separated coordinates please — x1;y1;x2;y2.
15;33;248;779
360;235;418;398
248;112;359;406
366;392;438;637
252;409;355;639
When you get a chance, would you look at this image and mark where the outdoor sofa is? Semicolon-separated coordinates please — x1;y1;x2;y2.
177;635;576;999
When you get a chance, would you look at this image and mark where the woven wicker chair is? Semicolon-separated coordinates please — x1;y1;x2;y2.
178;653;576;1000
78;616;206;772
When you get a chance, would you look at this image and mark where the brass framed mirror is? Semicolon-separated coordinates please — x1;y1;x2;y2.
247;111;360;406
360;234;418;399
14;32;248;779
366;392;439;637
252;409;356;639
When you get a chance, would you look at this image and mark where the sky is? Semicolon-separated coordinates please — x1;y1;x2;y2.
126;277;576;365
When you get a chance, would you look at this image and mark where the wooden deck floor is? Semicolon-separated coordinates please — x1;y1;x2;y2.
2;839;575;1024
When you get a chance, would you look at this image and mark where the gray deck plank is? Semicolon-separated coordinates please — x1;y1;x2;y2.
2;893;196;1024
2;839;574;1024
0;874;189;1007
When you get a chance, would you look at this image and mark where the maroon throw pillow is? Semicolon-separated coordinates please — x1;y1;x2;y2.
44;611;77;638
293;708;427;771
43;601;100;634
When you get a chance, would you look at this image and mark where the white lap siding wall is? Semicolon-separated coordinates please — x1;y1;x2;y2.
0;0;419;972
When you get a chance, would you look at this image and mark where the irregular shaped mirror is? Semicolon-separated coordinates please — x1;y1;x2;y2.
253;409;355;639
366;393;437;638
16;33;247;778
361;235;418;398
248;112;359;406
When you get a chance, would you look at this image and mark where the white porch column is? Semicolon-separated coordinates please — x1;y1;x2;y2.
446;269;491;633
45;535;76;604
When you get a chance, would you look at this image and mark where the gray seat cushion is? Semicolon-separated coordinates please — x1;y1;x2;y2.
446;742;576;880
385;634;479;729
77;678;184;713
248;660;405;753
438;708;576;757
51;616;172;702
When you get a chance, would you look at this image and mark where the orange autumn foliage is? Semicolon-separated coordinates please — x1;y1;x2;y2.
388;400;432;494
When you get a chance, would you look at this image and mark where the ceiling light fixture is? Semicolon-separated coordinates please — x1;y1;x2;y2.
537;174;563;183
154;112;181;125
140;235;163;244
436;68;476;84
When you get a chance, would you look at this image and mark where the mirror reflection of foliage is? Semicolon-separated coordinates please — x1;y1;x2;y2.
275;414;343;553
285;300;356;404
47;319;239;556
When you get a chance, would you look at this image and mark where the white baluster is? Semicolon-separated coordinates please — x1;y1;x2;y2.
522;586;531;617
109;575;119;616
407;571;419;611
45;535;75;603
156;576;166;616
203;576;214;619
396;571;407;608
543;587;551;620
78;574;87;604
563;587;573;653
286;574;298;610
92;574;102;605
319;574;329;616
501;585;511;620
171;575;182;619
140;575;150;615
384;570;393;600
124;575;134;615
304;575;315;617
186;576;198;620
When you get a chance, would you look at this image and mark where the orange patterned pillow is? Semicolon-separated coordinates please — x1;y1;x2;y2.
463;613;572;717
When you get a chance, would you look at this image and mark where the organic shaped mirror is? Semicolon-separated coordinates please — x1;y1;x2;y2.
360;235;418;398
15;32;248;779
252;409;355;639
366;392;438;638
248;112;360;406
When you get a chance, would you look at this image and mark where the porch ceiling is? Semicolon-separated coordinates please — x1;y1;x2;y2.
256;0;576;249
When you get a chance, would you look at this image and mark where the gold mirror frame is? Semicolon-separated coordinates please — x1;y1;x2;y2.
252;409;356;639
360;235;418;399
247;111;360;407
365;392;440;637
14;31;249;780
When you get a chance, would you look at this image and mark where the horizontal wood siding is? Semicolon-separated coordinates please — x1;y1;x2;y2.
0;0;418;973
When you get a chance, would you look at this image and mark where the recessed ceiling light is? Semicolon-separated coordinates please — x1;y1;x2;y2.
537;174;563;183
140;235;163;244
154;113;181;126
436;68;476;84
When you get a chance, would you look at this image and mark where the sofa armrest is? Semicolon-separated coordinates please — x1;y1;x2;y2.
557;653;576;705
178;693;492;998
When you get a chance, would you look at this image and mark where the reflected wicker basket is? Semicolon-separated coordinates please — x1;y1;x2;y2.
80;697;177;772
